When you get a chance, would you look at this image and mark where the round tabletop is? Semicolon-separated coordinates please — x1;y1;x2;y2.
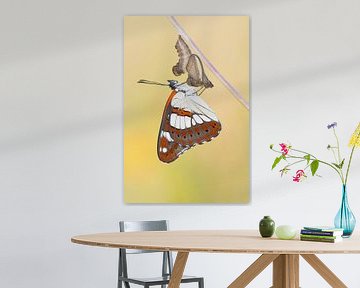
71;230;360;254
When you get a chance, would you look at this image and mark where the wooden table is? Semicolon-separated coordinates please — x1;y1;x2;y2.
71;230;360;288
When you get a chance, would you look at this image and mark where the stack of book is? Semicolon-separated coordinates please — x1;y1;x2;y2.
300;226;344;243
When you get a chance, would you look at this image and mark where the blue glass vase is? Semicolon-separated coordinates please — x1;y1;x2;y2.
334;185;356;237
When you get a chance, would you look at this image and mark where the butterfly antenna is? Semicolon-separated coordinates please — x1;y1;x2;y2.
137;79;168;86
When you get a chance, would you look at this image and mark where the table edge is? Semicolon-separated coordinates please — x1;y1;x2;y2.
71;236;360;255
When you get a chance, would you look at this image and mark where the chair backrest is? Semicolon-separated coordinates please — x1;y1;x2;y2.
120;220;168;232
119;220;169;254
118;220;174;283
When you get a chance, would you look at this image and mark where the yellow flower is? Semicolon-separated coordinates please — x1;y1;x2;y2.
349;122;360;147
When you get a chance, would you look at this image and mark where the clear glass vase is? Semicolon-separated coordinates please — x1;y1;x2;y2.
334;185;356;237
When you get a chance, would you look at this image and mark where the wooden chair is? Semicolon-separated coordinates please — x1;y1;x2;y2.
118;220;204;288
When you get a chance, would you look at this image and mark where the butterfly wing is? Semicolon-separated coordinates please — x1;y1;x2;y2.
157;86;221;163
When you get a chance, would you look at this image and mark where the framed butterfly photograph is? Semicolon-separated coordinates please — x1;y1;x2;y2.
124;16;249;203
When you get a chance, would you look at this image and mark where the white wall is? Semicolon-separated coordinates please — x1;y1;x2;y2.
1;0;360;287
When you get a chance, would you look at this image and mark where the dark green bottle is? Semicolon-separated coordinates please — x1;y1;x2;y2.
259;216;275;237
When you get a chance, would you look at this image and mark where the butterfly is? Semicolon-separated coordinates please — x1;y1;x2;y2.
157;80;221;163
137;36;221;163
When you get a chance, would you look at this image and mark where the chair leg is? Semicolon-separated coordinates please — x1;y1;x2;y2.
199;278;204;288
118;249;122;288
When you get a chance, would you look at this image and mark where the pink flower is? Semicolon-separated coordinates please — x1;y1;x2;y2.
279;143;289;155
293;170;306;182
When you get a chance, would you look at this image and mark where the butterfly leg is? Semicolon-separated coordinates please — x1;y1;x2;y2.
197;87;207;96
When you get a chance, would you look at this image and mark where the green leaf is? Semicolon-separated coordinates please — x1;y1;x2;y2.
270;144;274;149
339;159;345;169
310;160;319;176
271;156;282;170
332;163;341;169
332;159;345;169
304;154;311;164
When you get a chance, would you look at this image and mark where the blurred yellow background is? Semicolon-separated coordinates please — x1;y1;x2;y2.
124;16;249;203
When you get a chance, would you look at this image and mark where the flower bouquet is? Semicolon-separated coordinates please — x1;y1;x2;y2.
270;122;360;237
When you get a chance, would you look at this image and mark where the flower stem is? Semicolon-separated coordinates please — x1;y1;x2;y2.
284;159;306;169
333;128;342;164
291;148;317;159
271;147;343;181
330;148;337;162
345;145;356;185
289;148;344;182
333;128;345;181
285;155;343;182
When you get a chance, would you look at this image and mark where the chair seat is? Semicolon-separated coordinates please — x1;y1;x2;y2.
119;275;203;286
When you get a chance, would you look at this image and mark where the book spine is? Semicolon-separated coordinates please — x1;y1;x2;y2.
300;234;338;240
300;237;337;243
301;230;337;236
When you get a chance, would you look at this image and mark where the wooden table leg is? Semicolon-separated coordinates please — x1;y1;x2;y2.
228;254;279;288
272;254;299;288
168;252;189;288
301;254;347;288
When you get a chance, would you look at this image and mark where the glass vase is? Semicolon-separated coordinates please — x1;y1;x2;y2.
334;185;356;237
